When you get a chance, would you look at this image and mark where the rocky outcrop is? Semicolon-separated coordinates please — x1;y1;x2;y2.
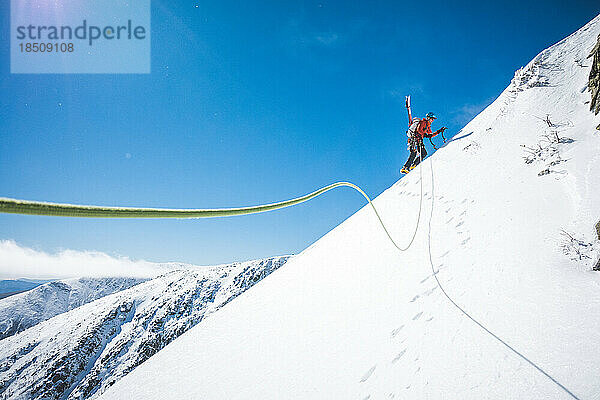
595;221;600;271
589;34;600;119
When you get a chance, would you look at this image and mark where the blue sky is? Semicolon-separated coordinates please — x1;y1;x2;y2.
1;1;599;267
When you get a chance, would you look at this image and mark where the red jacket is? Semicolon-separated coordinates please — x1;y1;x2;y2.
415;118;444;139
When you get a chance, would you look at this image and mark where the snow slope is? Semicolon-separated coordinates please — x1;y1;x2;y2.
100;15;600;400
0;277;147;340
0;256;288;400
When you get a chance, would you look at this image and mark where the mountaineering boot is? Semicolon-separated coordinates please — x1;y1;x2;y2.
409;165;416;170
400;167;409;174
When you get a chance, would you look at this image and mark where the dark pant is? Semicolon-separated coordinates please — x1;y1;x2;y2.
403;140;427;169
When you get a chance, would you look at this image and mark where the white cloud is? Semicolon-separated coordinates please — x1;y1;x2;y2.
282;16;368;52
0;240;170;280
314;32;340;46
451;97;496;126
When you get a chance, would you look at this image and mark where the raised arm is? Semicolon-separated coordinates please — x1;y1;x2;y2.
425;127;447;138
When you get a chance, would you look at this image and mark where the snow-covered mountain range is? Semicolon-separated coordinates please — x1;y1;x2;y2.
0;277;147;340
97;15;600;400
0;256;289;400
0;279;49;300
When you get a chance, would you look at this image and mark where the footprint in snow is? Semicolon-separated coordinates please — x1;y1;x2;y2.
391;325;404;337
461;237;471;245
360;366;376;383
461;199;468;204
455;221;464;228
426;317;434;322
392;349;407;363
412;312;423;320
409;295;420;303
445;208;451;213
419;275;430;284
446;217;454;223
440;250;450;257
423;286;438;296
362;396;371;400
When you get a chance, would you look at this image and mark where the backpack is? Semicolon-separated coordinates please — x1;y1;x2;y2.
407;118;420;138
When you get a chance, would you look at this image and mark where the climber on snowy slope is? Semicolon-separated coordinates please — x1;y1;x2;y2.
401;96;447;174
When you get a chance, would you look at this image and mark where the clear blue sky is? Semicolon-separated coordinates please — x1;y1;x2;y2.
1;1;599;266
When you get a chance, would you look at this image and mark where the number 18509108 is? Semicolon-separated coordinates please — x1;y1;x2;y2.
19;42;74;53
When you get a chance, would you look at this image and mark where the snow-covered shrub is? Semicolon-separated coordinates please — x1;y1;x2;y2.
522;115;574;176
560;230;600;271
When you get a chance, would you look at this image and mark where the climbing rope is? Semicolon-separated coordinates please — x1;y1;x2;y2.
399;149;425;251
0;158;424;252
425;157;580;400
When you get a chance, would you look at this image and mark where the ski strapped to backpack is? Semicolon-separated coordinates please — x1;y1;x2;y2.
405;95;447;151
405;96;419;149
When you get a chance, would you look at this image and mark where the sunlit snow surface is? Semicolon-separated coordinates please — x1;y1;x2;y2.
100;15;600;400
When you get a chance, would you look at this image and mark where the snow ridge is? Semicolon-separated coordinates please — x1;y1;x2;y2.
0;277;147;341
